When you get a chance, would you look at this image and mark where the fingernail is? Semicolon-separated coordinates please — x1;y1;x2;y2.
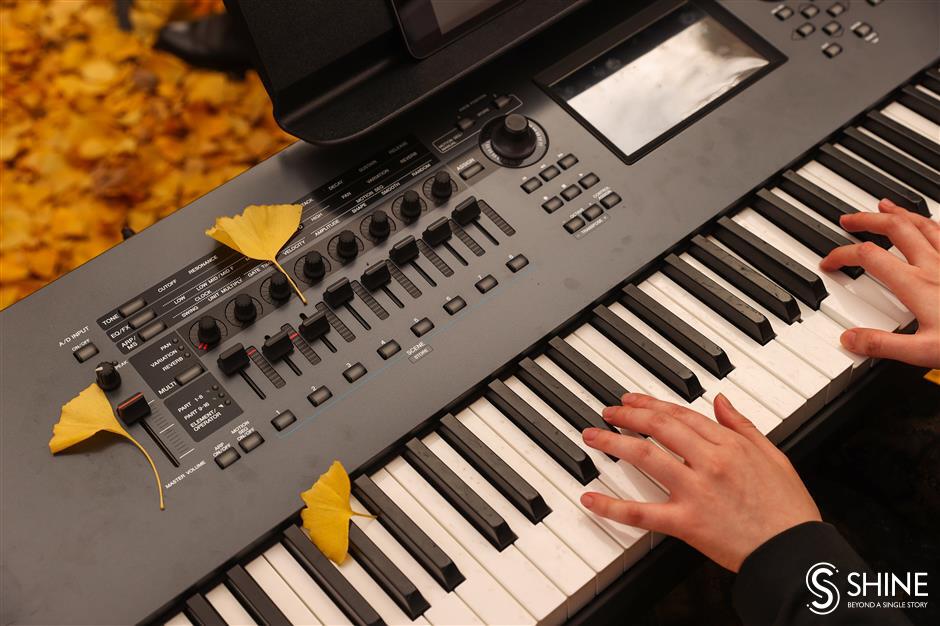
842;329;856;348
582;428;598;442
602;407;616;420
621;393;637;404
715;393;729;410
581;494;594;508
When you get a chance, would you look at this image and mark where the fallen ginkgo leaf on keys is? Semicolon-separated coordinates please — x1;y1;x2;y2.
301;460;374;564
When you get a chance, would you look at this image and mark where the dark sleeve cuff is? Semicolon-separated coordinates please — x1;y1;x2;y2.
732;521;870;626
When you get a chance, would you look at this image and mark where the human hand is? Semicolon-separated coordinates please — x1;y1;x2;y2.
579;393;821;572
819;199;940;368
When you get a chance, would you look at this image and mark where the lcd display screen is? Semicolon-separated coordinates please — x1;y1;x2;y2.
551;4;772;161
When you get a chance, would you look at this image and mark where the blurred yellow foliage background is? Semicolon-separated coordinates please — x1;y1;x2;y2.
0;0;294;309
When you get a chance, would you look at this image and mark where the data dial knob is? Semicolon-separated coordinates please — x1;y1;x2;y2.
95;362;121;391
197;316;221;347
303;250;326;281
336;230;359;261
431;170;454;201
269;273;291;302
369;210;391;240
399;190;423;221
233;294;257;324
490;113;537;161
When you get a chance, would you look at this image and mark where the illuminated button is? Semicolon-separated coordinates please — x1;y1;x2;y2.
601;192;622;209
579;173;599;189
444;296;466;315
823;43;842;58
411;317;434;337
343;362;367;383
174;363;205;387
542;197;563;213
118;297;146;317
522;178;542;193
138;321;167;342
271;410;297;431
540;166;560;181
506;255;529;273
377;340;401;360
774;6;794;20
561;186;581;201
74;343;99;363
557;154;578;169
564;216;585;233
827;3;846;17
215;448;240;469
307;386;333;407
239;432;264;453
583;204;604;221
459;162;484;180
475;275;498;293
128;309;156;329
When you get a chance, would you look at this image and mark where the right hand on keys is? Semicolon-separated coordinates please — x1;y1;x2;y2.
579;393;821;572
819;199;940;368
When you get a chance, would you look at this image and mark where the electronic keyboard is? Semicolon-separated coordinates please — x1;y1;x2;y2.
2;1;938;624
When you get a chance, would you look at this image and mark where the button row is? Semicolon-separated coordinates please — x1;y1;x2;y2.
216;431;266;469
563;193;621;235
520;153;579;194
542;173;602;213
775;3;846;21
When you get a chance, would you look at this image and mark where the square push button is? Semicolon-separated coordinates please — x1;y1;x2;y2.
118;297;147;318
215;448;240;469
601;193;622;209
521;178;542;193
343;362;367;383
378;340;400;360
271;410;297;431
540;166;560;181
579;173;600;189
506;255;529;273
444;297;466;315
557;154;578;169
564;216;585;234
239;432;264;453
583;204;604;221
541;197;563;214
561;186;581;201
307;386;333;407
411;317;434;337
823;43;842;58
459;162;484;180
475;275;498;293
74;342;99;363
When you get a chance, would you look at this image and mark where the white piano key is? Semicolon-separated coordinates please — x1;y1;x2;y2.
637;282;808;440
371;468;536;626
602;303;785;433
855;125;940;175
505;372;670;506
467;398;649;562
349;496;484;626
676;254;853;399
205;584;257;626
422;431;595;616
165;613;193;626
882;102;940;144
245;553;321;625
456;407;625;589
332;549;430;625
263;542;352;626
385;457;567;625
733;209;910;327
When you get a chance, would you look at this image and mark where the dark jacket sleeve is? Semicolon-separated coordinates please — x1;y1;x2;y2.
732;521;912;626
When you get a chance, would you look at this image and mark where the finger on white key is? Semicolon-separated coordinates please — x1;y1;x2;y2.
205;585;256;626
263;543;352;626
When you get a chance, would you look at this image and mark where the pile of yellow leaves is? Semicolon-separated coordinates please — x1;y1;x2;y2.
0;0;294;309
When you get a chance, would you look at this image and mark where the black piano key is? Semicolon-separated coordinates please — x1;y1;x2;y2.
403;438;517;551
751;189;864;278
660;255;776;345
485;380;600;485
438;413;551;524
348;523;430;620
922;69;940;95
225;564;290;626
816;143;929;216
282;525;385;626
517;357;611;433
591;303;705;401
352;475;464;592
621;281;736;376
862;110;940;171
714;216;828;310
688;235;801;325
185;594;226;626
777;170;892;249
841;127;940;201
545;336;628;408
898;84;940;125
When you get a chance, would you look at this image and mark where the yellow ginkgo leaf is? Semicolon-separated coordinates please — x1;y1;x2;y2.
49;383;164;510
300;460;372;564
205;204;307;304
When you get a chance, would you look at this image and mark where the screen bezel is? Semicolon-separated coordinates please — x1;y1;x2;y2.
391;0;522;59
535;0;786;165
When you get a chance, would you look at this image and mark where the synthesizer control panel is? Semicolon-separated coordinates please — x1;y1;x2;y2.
2;1;937;624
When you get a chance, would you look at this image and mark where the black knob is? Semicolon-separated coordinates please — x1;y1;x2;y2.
452;196;481;226
400;190;423;222
197;316;221;347
95;362;121;391
369;210;391;240
336;230;359;261
269;273;291;302
303;250;326;281
431;170;453;201
490;113;537;161
233;294;257;324
218;343;250;375
423;217;452;247
389;235;420;265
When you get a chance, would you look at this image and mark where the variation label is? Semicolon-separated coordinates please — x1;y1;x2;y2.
164;373;242;442
129;332;206;399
